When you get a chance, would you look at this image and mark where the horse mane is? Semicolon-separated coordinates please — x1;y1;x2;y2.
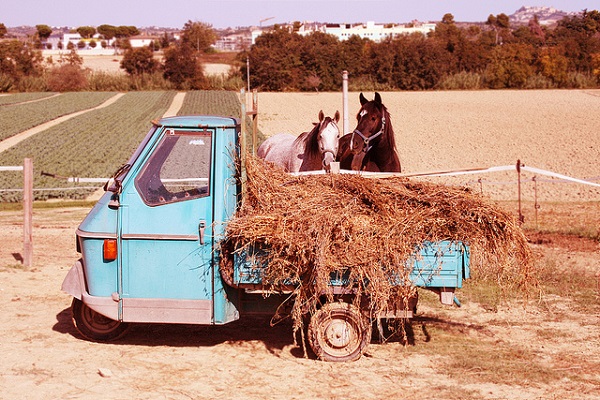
380;104;398;156
294;118;328;158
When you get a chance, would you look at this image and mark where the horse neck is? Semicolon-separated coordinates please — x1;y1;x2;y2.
296;122;321;157
370;109;401;171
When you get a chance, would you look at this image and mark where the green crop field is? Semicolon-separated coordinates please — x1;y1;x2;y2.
0;92;57;106
0;92;117;141
0;91;245;202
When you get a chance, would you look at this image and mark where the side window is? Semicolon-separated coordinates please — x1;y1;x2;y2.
135;130;212;206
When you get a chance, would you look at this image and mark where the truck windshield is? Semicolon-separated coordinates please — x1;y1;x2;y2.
106;126;158;193
134;130;212;206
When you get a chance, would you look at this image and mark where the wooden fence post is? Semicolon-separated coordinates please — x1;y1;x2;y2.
23;158;33;267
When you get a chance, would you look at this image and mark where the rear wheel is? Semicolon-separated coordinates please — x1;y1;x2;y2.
308;302;371;362
71;298;128;341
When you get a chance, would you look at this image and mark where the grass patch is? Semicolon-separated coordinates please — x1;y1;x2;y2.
409;323;561;386
0;200;97;211
1;263;27;271
535;257;600;313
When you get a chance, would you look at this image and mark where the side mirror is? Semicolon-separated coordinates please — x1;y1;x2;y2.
108;193;120;209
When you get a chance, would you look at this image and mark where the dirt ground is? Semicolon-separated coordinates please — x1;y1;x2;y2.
79;54;231;76
1;90;600;399
1;207;599;399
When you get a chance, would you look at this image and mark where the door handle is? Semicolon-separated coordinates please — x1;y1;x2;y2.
198;220;206;245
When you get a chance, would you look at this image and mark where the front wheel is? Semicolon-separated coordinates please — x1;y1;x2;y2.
71;298;129;341
308;302;372;362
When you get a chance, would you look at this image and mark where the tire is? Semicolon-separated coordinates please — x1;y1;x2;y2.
71;298;129;341
308;302;372;362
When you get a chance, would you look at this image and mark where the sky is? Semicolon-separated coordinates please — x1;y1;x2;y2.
2;0;598;29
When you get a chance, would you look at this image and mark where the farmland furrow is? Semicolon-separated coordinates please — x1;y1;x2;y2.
0;91;176;202
0;92;116;141
0;93;125;154
177;90;241;117
0;92;58;106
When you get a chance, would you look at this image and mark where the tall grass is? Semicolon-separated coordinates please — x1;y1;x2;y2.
437;71;483;90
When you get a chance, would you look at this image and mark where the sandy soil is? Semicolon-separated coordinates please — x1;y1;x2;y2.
256;90;600;202
1;207;599;399
1;90;600;399
80;55;231;76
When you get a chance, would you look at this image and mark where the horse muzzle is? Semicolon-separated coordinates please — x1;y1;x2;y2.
322;150;337;171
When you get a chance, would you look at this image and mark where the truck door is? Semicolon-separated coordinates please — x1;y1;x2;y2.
118;127;219;324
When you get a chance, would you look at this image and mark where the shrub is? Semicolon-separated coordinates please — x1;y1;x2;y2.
87;71;131;91
0;73;14;92
564;72;599;89
437;71;483;90
524;73;555;89
46;64;88;91
15;75;47;92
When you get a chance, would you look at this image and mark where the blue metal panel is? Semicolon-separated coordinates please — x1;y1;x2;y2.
233;241;470;289
210;123;241;324
78;191;118;235
80;238;118;297
408;242;469;288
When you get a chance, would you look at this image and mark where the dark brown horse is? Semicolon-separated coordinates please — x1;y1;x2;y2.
338;92;401;172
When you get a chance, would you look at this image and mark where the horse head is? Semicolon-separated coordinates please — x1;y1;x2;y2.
340;92;401;172
301;110;340;172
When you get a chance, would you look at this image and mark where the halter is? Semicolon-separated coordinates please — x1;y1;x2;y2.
351;114;386;154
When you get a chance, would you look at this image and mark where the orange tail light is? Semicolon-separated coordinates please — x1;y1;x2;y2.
103;239;118;261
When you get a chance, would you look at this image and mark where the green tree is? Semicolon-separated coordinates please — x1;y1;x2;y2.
35;24;52;40
299;31;343;91
0;40;43;81
115;26;139;38
246;28;304;90
76;26;96;39
181;20;217;53
0;23;7;38
121;46;158;75
538;48;569;86
552;10;600;73
484;43;534;88
163;42;208;89
97;24;117;40
485;13;512;45
339;35;371;78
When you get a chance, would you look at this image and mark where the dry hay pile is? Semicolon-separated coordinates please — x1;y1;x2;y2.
221;156;534;335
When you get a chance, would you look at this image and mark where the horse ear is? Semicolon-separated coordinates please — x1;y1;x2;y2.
318;110;324;122
359;93;368;105
374;92;382;105
334;110;340;123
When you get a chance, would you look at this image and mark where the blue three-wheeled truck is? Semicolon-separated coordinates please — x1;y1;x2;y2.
61;115;470;362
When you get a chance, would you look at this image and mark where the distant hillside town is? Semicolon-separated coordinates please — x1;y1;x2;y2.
2;5;581;54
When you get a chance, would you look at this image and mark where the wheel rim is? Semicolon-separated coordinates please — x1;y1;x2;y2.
323;318;358;351
309;302;371;361
81;303;121;334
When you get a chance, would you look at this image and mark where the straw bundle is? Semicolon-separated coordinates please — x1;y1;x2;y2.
220;156;534;334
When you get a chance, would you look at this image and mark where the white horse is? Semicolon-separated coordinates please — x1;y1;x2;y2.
257;110;340;172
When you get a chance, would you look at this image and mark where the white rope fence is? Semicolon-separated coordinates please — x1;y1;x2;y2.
294;161;600;188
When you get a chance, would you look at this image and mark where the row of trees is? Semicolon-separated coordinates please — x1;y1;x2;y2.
2;12;600;92
0;21;229;92
243;11;600;91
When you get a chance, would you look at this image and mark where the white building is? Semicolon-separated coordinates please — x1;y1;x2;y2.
252;20;436;44
321;21;436;41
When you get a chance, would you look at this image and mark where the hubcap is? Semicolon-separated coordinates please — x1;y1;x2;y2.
325;320;353;348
